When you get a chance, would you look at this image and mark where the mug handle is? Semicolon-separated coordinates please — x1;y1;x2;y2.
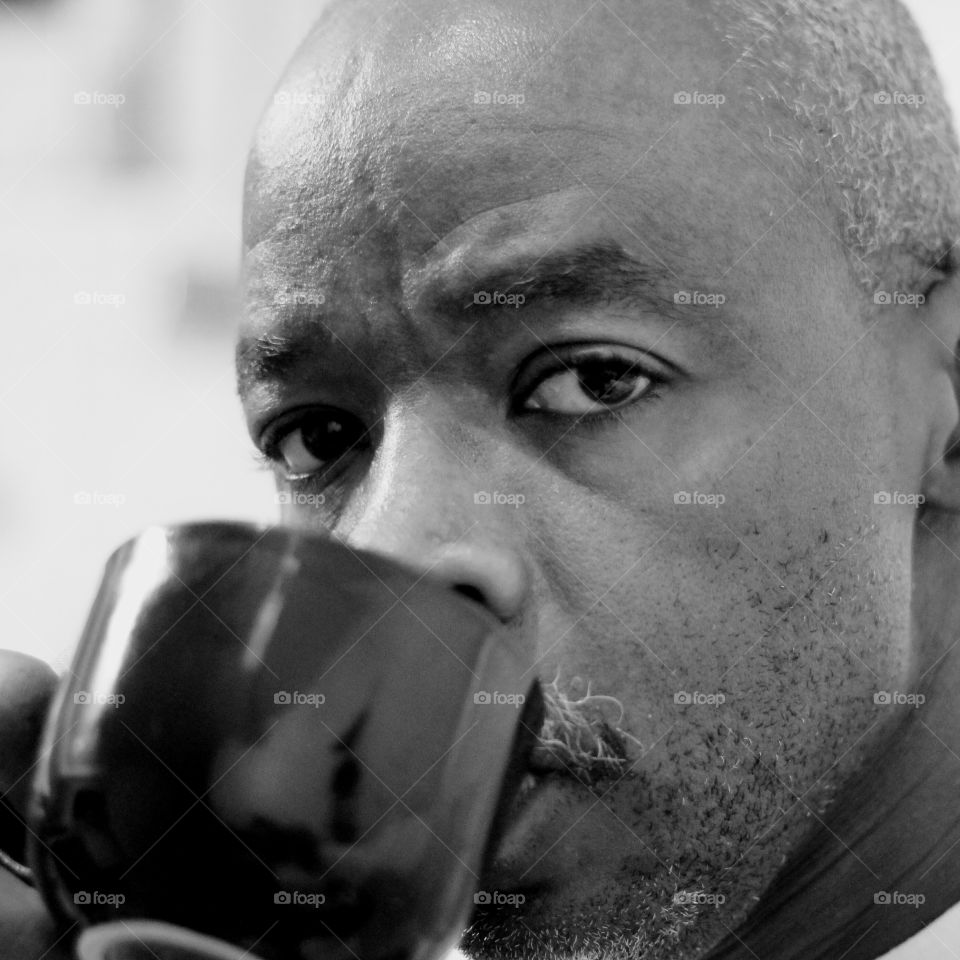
76;920;269;960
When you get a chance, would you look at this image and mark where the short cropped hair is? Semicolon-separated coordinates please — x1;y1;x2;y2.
712;0;960;295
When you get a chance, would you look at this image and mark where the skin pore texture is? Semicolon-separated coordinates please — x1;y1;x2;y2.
236;0;960;958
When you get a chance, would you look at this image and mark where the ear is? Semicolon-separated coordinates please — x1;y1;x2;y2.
918;272;960;514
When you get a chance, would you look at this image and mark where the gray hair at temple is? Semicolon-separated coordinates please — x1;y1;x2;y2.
710;0;960;296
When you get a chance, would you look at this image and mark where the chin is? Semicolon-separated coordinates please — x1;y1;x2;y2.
460;878;718;960
460;756;792;960
460;772;729;960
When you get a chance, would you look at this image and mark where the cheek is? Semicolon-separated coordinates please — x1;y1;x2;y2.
527;483;914;799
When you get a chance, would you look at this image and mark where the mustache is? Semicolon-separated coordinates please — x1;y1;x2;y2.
526;673;643;783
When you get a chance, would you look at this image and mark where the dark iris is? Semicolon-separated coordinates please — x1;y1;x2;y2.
300;413;368;463
576;360;640;405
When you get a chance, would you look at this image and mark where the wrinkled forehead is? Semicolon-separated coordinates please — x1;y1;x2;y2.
240;0;840;341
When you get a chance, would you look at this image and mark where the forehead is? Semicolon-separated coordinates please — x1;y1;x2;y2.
240;0;851;390
245;0;809;259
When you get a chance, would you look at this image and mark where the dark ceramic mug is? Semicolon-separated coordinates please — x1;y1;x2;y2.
26;522;542;960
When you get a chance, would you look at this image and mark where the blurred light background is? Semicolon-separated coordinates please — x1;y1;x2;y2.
1;1;958;957
0;0;320;671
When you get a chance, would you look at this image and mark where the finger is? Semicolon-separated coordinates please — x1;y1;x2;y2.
0;651;59;863
0;650;59;811
0;863;74;960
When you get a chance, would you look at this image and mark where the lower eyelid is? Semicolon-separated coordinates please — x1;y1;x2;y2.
573;388;664;430
515;387;663;429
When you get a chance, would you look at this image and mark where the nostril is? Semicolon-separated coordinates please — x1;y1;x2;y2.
427;548;530;623
453;583;486;607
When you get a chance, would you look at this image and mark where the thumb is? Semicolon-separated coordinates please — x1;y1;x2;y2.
0;652;72;959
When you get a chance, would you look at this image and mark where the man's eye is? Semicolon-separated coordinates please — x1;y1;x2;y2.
518;346;660;416
261;408;370;480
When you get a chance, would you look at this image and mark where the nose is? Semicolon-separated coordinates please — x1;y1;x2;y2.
344;516;531;624
335;410;531;624
416;541;530;623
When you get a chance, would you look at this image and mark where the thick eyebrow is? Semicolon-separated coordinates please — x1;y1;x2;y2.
236;318;333;401
237;242;692;398
409;241;683;316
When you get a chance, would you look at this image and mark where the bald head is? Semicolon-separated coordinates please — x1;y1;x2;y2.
246;0;959;298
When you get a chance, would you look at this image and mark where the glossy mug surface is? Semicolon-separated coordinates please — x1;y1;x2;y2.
28;522;542;960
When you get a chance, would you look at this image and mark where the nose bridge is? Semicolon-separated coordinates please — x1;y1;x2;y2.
338;401;531;624
347;399;476;542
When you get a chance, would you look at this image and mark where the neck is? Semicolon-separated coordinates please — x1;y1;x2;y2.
706;513;960;960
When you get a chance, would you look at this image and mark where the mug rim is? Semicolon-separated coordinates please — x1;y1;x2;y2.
76;919;269;960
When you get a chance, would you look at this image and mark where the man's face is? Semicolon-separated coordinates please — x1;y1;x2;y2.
239;0;924;955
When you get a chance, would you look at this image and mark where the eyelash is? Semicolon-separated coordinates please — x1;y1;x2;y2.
254;346;669;477
511;343;668;419
252;408;370;483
